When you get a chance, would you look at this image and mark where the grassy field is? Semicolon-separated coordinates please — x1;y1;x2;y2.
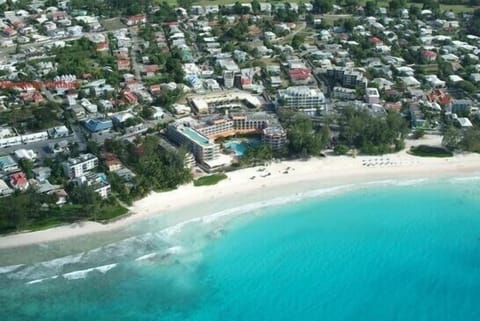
193;173;228;186
96;204;129;221
439;3;477;13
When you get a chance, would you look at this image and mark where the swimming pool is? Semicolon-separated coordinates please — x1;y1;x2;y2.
224;140;247;156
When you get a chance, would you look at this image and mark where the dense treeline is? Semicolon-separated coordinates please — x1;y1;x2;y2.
279;110;330;157
442;126;480;153
104;135;192;203
0;188;126;234
337;107;409;154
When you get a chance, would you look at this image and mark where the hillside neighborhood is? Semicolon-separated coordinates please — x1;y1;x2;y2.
1;0;480;231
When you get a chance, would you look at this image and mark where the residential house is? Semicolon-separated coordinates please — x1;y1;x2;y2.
0;179;13;196
14;149;37;161
83;118;113;133
365;88;380;104
449;99;472;114
32;167;52;182
9;172;29;191
0;155;19;173
73;172;111;199
48;125;69;138
124;14;146;26
103;153;122;172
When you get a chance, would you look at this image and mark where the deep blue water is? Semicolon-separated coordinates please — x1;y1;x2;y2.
1;178;480;321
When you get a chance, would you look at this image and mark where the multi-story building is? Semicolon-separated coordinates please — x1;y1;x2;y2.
332;86;357;100
63;153;99;178
223;70;235;89
263;127;287;151
449;99;472;114
189;91;262;114
278;86;326;115
167;121;220;163
365;88;380;104
167;112;287;164
197;117;235;138
73;172;111;199
158;137;196;169
326;67;367;88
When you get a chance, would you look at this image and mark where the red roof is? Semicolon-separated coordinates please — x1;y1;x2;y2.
289;68;311;80
422;50;437;58
127;15;146;24
117;59;130;70
3;27;17;37
369;36;382;44
150;84;161;93
10;172;28;188
123;91;137;104
426;89;451;106
143;64;160;73
51;11;66;20
241;78;252;85
97;42;109;51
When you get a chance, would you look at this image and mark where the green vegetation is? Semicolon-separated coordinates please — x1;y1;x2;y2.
240;144;274;167
193;173;228;186
468;9;480;36
409;145;453;157
334;144;350;155
0;135;191;234
337;107;409;155
279;111;330;158
443;126;480;153
52;38;119;83
104;135;192;202
96;203;129;221
412;129;426;139
0;189;127;234
0;102;64;132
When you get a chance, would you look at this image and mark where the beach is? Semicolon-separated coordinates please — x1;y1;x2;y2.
1;135;480;249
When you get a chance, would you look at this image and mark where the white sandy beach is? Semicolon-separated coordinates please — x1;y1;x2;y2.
1;135;480;249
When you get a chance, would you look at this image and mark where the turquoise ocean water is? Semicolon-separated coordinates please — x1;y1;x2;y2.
1;177;480;320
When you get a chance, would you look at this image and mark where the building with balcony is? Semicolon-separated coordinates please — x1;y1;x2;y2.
277;86;326;115
63;153;99;178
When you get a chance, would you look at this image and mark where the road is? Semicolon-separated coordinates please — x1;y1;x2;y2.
0;134;82;158
129;27;143;80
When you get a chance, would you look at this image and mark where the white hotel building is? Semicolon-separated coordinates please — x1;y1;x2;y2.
278;86;326;115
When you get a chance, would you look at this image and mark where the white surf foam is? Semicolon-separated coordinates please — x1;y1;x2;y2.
449;175;480;183
135;252;158;262
62;263;117;280
0;264;25;274
25;275;58;285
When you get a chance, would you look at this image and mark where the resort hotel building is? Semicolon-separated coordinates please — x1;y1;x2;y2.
189;90;262;114
166;120;221;164
167;112;287;169
277;86;327;115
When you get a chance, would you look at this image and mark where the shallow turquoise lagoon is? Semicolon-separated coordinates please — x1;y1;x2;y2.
1;178;480;321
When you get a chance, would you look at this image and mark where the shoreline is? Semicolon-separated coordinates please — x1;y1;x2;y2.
2;141;480;249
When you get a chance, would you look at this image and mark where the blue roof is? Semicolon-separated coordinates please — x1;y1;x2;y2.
83;118;113;133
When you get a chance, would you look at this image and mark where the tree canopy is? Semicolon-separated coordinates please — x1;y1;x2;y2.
338;107;409;154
